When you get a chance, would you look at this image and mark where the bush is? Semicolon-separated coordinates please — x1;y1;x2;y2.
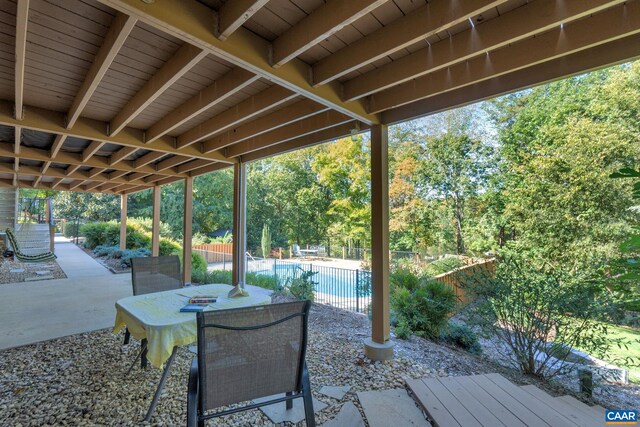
159;238;181;256
390;268;421;292
121;248;151;267
286;270;317;301
81;222;120;249
80;220;182;256
466;250;626;378
63;221;84;238
423;257;465;277
93;245;119;257
391;279;457;339
173;250;207;282
247;272;280;291
440;322;481;354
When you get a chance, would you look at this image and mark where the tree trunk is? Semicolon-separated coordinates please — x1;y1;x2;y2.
453;194;465;254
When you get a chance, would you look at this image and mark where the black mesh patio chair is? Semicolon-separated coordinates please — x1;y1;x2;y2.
124;255;183;368
187;300;315;427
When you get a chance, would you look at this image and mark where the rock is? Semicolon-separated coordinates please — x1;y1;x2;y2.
357;389;428;427
253;393;327;424
9;269;24;273
321;401;364;427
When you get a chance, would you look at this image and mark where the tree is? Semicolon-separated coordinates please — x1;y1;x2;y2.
261;223;271;258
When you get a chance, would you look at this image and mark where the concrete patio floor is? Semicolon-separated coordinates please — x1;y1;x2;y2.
0;240;132;350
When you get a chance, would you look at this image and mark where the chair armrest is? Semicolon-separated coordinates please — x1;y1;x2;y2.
186;358;199;427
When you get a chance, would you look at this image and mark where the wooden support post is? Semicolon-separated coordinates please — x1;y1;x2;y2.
364;124;394;360
182;177;193;285
120;194;127;250
151;185;161;256
232;161;247;287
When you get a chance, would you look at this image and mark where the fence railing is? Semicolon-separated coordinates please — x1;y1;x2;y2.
433;258;496;304
193;243;233;263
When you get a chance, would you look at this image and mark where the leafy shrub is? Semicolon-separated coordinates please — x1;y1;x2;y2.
81;222;120;248
466;250;626;378
286;270;317;301
159;238;181;256
63;221;84;238
173;250;207;282
120;248;151;267
80;220;182;257
391;279;457;339
440;322;481;354
423;257;465;277
390;268;421;292
247;272;280;291
93;245;119;257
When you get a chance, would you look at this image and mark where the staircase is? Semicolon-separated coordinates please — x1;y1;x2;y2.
0;188;17;232
407;373;605;427
15;223;52;255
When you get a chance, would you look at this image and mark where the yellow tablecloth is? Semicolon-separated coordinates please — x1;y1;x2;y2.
113;284;271;368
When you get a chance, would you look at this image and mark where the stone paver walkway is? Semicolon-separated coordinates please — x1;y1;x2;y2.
54;241;112;277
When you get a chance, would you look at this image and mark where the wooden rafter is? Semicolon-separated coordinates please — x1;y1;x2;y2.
0;143;185;178
110;44;208;136
381;33;640;124
0;102;233;164
69;180;86;190
271;0;387;67
343;0;627;100
225;110;352;158
202;99;329;153
177;85;297;149
66;164;82;176
145;68;258;143
109;170;129;180
368;2;640;113
188;162;232;177
176;159;211;174
87;167;107;178
1;177;122;195
96;0;378;125
67;13;137;129
82;141;106;162
0;163;149;188
133;151;165;168
14;0;29;121
14;127;20;155
155;155;191;172
242;122;366;162
109;146;138;165
217;0;270;41
312;0;506;86
50;134;66;158
51;177;64;189
84;181;104;191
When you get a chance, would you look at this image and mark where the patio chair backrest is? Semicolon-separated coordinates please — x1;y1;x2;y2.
196;300;310;411
130;255;182;296
292;244;302;257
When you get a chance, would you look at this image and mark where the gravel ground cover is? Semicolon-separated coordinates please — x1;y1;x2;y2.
0;298;635;426
0;259;66;284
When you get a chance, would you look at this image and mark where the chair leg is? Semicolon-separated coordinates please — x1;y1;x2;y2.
302;366;315;427
141;338;148;369
286;391;293;410
123;328;130;345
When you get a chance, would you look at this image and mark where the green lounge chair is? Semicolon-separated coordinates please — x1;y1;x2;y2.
5;228;56;263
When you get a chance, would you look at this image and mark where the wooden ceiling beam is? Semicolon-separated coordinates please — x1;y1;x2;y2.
271;0;387;67
313;0;506;86
50;177;64;189
242;122;368;163
110;43;208;136
133;151;165;168
369;2;640;113
0;163;149;187
0;102;234;164
14;127;20;154
87;167;107;178
217;0;269;41
5;178;121;195
99;182;121;191
50;134;66;158
14;0;29;121
189;162;232;177
177;85;297;149
84;181;104;191
109;146;138;165
155;155;192;172
126;172;151;181
145;67;258;143
176;159;211;174
66;164;82;176
225;110;353;158
96;0;378;125
202;99;329;153
381;33;640;125
109;170;129;180
82;141;106;162
67;13;137;129
344;0;627;101
0;143;186;178
69;180;86;190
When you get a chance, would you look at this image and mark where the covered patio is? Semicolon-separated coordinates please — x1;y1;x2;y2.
0;0;638;425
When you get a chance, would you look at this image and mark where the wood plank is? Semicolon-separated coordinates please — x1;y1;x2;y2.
483;374;577;427
14;0;29;120
217;0;270;41
436;377;506;426
421;378;483;426
67;13;137;129
519;385;600;427
556;396;605;419
468;375;550;426
406;377;461;427
451;376;526;427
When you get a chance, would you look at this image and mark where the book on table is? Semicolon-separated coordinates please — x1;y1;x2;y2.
188;295;217;304
180;303;211;312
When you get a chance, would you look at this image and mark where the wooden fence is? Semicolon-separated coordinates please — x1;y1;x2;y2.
433;258;496;304
193;243;233;263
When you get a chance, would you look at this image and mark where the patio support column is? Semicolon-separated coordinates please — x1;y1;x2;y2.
151;185;161;256
119;194;127;250
182;176;193;285
364;124;394;360
232;160;247;287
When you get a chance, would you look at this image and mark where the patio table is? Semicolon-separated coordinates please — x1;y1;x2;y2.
113;283;271;421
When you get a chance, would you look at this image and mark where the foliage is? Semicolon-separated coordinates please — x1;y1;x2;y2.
261;223;271;258
465;250;628;378
63;221;84;238
423;258;466;277
390;268;421;292
391;279;457;339
53;191;120;223
91;245;151;268
191;269;280;292
285;269;317;301
81;220;181;256
172;250;208;281
440;322;482;354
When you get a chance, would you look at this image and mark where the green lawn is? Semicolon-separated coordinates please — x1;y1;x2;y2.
584;324;640;383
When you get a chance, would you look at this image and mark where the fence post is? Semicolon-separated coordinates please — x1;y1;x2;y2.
356;269;360;313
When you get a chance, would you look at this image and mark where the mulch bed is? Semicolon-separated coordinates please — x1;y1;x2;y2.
0;258;66;284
